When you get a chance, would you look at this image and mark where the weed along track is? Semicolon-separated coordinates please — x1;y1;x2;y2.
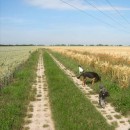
22;53;55;130
49;53;130;130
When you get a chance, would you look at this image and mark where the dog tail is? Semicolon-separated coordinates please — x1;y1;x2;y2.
95;75;101;82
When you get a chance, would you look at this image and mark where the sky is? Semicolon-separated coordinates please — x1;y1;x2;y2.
0;0;130;45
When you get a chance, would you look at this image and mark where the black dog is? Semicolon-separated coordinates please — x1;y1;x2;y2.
77;71;101;86
99;85;109;108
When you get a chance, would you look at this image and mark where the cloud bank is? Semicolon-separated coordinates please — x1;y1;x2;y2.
26;0;130;11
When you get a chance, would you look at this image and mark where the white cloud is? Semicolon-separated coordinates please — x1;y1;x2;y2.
25;0;130;11
26;0;85;10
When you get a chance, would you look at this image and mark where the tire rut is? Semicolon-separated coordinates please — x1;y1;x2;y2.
22;54;55;130
49;53;130;130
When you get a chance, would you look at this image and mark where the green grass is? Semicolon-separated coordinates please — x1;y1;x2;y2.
43;51;114;130
0;51;39;130
49;50;130;116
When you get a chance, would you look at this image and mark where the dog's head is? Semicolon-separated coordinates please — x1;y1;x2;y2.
104;91;109;97
101;90;109;98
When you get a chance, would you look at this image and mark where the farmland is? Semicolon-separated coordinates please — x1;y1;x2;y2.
0;46;37;86
46;46;130;114
0;50;39;130
0;46;130;130
48;46;130;88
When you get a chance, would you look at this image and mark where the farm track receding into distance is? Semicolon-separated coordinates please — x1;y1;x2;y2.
22;53;55;130
49;52;130;130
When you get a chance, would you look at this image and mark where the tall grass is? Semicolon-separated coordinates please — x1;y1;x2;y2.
49;50;130;116
43;51;114;130
0;51;39;130
50;48;130;88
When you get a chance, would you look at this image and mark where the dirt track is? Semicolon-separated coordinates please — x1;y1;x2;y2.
22;52;130;130
50;53;130;130
22;54;55;130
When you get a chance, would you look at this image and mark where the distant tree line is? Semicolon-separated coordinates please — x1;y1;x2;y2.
0;44;129;46
0;44;34;46
50;44;128;46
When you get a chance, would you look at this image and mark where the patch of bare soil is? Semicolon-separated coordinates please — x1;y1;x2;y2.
50;53;130;130
22;54;55;130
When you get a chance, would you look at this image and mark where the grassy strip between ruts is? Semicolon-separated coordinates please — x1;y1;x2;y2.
43;51;114;130
0;50;39;130
49;50;130;116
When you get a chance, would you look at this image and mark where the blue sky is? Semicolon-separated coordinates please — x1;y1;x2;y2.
0;0;130;45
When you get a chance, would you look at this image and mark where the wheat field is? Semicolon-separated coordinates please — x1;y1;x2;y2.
47;46;130;88
0;46;37;85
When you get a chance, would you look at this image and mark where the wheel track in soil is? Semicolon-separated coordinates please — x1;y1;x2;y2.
49;53;130;130
22;54;55;130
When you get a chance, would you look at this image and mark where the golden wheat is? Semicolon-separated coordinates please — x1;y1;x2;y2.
47;46;130;88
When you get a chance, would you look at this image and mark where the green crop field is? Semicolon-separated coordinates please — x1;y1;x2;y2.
0;46;37;86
